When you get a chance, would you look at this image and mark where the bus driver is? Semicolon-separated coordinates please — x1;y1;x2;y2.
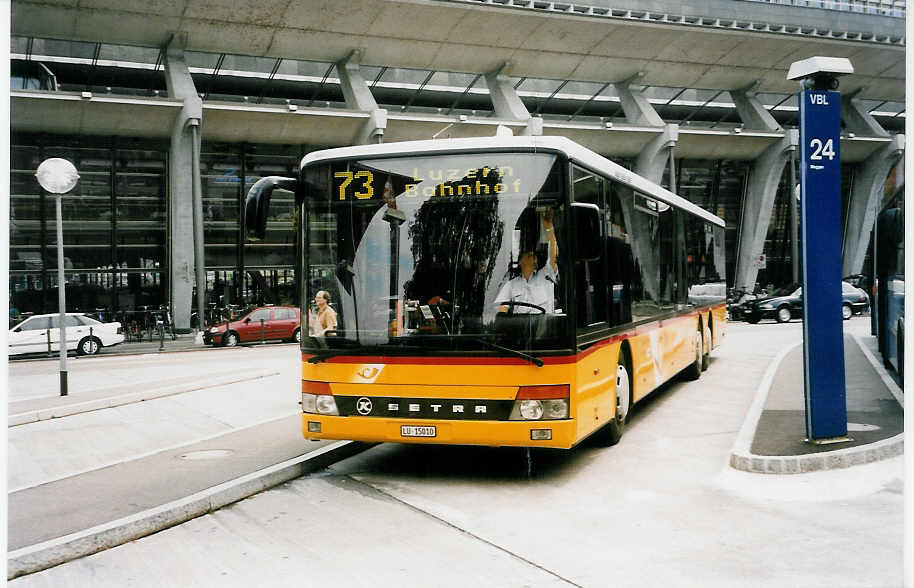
495;211;559;314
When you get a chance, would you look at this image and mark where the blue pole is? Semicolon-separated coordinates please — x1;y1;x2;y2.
798;88;847;441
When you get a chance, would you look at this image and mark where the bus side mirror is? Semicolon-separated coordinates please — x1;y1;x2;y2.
571;202;601;261
244;176;298;241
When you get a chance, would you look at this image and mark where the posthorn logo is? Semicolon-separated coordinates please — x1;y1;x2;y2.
356;397;373;415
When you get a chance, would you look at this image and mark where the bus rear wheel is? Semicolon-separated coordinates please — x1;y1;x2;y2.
701;318;711;371
682;329;702;381
596;352;631;447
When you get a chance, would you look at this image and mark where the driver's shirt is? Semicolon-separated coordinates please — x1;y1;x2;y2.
495;263;556;314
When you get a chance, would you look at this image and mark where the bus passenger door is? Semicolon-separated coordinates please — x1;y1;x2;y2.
571;167;613;434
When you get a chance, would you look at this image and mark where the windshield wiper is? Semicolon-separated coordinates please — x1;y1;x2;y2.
306;349;350;364
471;338;544;368
304;337;361;363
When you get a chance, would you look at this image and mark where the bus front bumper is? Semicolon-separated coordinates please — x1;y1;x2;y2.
301;414;578;449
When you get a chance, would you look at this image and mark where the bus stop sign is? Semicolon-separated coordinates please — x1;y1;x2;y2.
798;89;848;441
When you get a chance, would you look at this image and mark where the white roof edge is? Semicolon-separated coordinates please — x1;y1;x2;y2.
300;136;726;228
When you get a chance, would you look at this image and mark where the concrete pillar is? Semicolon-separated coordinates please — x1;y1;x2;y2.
337;51;387;144
734;131;798;293
635;124;678;183
841;90;891;138
730;85;782;132
842;134;905;276
163;33;203;333
614;73;664;127
484;64;542;136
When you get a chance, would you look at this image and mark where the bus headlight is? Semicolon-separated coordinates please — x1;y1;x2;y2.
301;380;338;416
316;395;339;415
542;399;569;419
509;384;569;420
519;400;544;420
302;393;317;413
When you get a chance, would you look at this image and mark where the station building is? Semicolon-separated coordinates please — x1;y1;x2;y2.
9;0;906;331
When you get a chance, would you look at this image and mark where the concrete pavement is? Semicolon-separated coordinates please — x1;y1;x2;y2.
7;343;372;579
6;318;903;580
729;323;904;473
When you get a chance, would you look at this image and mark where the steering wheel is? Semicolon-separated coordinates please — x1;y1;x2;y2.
496;301;546;315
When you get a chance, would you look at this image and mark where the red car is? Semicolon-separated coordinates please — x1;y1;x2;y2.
205;306;301;347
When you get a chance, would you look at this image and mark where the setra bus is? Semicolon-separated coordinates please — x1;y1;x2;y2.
874;185;904;382
245;136;727;449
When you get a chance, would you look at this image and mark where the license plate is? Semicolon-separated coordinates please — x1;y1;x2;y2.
401;425;436;438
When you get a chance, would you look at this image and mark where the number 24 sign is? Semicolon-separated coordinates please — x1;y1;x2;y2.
800;90;840;172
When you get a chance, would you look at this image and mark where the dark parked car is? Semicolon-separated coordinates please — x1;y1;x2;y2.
745;282;869;324
204;306;301;346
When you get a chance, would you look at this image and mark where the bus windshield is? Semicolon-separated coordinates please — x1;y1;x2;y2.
303;151;569;355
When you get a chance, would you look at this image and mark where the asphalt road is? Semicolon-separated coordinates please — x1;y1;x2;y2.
8;318;903;587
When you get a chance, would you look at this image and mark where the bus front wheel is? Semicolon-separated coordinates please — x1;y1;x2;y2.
596;352;631;447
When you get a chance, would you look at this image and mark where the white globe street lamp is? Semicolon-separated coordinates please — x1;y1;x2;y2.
35;158;80;396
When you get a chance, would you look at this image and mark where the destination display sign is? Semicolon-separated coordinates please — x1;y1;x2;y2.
331;164;524;201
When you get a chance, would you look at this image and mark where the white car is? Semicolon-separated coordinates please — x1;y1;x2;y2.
8;313;125;356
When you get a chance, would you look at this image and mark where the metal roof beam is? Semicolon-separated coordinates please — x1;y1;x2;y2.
566;81;611;121
400;70;435;112
255;58;283;104
445;74;482;115
679;90;724;125
306;63;335;107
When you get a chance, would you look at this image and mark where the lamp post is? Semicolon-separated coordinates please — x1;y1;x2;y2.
35;158;80;397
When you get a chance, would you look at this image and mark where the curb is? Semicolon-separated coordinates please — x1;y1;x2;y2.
7;440;373;580
728;336;904;475
8;370;281;427
8;340;299;364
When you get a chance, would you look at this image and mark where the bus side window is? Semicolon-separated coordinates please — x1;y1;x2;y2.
572;166;607;328
656;204;678;308
607;182;633;326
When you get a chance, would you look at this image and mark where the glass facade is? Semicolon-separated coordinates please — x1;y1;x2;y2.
10;134;309;325
10;136;169;322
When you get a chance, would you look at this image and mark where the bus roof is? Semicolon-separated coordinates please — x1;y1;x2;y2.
300;136;726;228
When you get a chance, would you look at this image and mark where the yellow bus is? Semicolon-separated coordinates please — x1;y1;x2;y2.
245;136;726;449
